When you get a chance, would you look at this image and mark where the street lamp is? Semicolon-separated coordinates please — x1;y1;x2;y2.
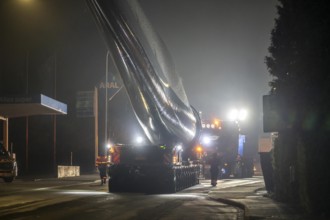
228;108;248;122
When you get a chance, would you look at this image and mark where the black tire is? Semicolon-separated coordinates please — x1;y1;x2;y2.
108;177;119;192
4;177;14;183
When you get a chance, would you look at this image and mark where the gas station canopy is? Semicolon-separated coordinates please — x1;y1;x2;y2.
0;94;67;118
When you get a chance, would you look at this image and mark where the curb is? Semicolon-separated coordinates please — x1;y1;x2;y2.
208;196;247;220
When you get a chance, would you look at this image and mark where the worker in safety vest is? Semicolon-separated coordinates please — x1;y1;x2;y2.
209;152;221;186
96;155;109;185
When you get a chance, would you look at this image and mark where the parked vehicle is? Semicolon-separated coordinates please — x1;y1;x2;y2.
0;142;17;183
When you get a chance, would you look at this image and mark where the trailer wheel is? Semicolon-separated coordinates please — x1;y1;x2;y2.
4;177;14;183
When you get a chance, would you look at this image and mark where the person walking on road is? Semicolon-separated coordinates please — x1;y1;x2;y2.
210;152;221;186
96;155;109;185
234;154;243;178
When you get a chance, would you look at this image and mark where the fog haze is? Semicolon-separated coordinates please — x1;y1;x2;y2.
140;0;277;123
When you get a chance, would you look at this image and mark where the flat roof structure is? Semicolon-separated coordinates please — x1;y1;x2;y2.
0;94;67;150
0;94;67;118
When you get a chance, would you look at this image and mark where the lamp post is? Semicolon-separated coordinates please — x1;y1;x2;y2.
105;51;110;156
103;51;123;155
227;107;249;157
25;51;29;173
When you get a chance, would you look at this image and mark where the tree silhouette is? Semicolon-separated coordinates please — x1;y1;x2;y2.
266;0;330;215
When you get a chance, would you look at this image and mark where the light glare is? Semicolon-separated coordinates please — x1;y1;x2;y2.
202;136;211;144
176;144;183;151
228;109;238;121
238;109;247;121
228;108;248;121
136;136;144;144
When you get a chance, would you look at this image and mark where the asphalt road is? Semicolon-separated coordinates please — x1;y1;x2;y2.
0;177;253;220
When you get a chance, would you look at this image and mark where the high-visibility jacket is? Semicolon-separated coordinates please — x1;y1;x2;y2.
96;156;109;167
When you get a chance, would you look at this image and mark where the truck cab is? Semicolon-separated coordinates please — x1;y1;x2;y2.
199;119;252;179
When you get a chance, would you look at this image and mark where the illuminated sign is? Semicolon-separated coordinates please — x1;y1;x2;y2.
0;96;33;103
99;82;120;89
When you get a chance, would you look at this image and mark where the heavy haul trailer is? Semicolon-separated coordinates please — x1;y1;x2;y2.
87;0;202;193
108;145;200;193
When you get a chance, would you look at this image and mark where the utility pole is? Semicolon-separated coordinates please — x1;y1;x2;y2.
25;51;29;173
105;51;110;155
53;53;57;176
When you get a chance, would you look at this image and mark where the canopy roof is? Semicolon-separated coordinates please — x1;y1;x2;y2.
0;94;67;118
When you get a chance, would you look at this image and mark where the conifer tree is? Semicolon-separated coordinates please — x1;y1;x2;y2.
266;0;330;214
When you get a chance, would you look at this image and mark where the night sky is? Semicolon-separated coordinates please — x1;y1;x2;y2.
0;0;278;172
140;0;278;125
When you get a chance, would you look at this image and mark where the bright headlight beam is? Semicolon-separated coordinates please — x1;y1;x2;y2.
202;136;211;144
136;136;144;144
